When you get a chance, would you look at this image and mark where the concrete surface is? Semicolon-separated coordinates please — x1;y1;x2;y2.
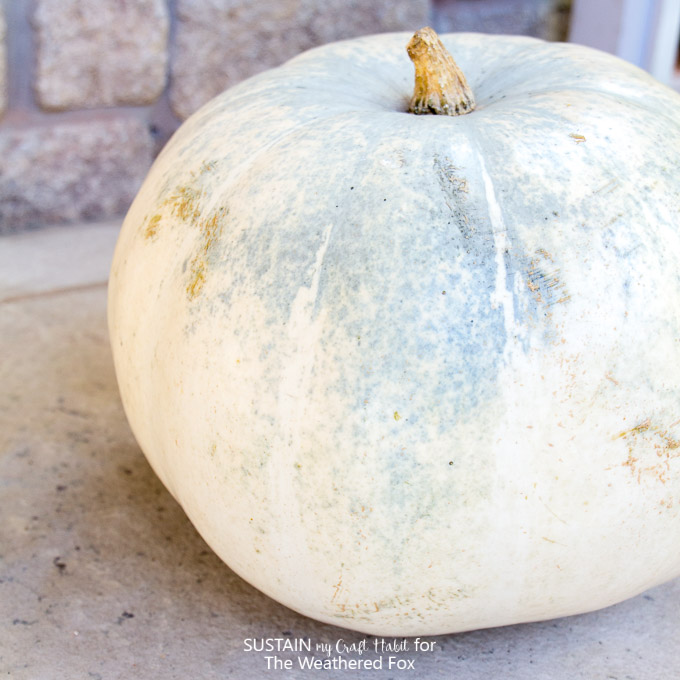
1;221;679;679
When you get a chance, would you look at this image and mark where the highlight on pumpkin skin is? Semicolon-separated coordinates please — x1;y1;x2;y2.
407;27;476;116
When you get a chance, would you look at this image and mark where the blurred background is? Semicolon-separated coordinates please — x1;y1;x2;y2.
0;0;678;235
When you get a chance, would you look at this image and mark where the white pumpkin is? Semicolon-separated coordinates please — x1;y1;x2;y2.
108;29;680;636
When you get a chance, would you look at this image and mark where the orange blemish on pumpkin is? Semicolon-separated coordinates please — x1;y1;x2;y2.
141;161;228;301
186;207;227;299
186;262;206;300
199;160;217;174
614;419;680;484
616;419;652;438
331;573;343;602
167;184;204;223
142;162;214;233
144;213;162;240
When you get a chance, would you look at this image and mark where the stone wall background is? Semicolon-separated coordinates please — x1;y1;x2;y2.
0;0;570;234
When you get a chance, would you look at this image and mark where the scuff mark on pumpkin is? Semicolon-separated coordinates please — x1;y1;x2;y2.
593;178;621;195
433;154;472;238
538;496;568;525
526;250;570;307
569;133;586;143
541;536;567;546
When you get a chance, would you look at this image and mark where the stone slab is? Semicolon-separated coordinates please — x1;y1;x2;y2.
0;220;120;304
33;0;169;110
170;0;430;119
0;222;679;678
0;116;153;233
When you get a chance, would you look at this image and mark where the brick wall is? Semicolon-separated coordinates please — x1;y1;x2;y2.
0;0;569;234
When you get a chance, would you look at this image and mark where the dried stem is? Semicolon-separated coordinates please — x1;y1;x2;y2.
407;27;475;116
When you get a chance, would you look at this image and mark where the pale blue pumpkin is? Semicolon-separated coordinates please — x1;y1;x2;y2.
109;30;680;635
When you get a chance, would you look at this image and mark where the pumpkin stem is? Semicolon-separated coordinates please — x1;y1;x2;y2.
407;27;475;116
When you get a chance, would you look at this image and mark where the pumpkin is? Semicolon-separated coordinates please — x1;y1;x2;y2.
108;28;680;635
